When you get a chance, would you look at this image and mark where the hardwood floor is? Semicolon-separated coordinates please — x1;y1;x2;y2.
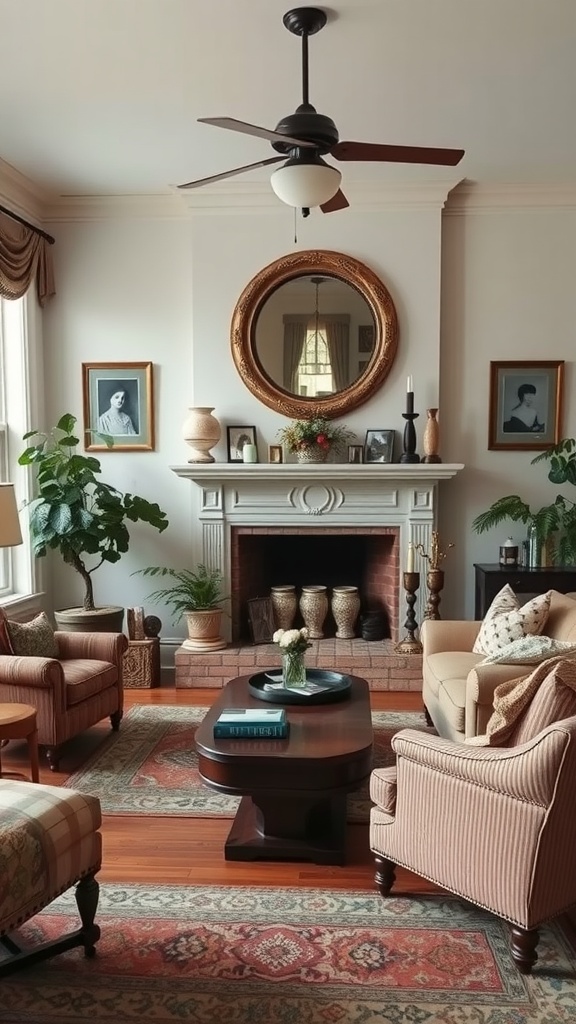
1;686;435;894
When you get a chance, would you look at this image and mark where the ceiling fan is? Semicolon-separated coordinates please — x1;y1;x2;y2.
178;7;465;213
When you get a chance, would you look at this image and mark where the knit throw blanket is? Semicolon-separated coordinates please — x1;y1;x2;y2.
467;655;576;747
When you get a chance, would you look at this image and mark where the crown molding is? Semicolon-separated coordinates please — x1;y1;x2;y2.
446;180;576;213
41;192;185;222
40;179;462;221
0;157;53;223
3;160;576;224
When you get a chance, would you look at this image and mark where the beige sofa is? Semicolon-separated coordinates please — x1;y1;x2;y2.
422;589;576;742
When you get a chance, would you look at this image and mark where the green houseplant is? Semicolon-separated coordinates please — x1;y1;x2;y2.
277;415;354;463
18;413;169;628
472;438;576;564
135;564;227;651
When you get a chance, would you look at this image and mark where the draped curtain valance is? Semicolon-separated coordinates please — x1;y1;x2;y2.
0;211;55;306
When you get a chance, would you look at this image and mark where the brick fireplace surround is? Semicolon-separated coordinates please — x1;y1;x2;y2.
171;462;463;691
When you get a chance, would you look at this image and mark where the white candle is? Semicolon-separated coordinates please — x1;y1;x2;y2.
406;375;413;394
406;542;415;573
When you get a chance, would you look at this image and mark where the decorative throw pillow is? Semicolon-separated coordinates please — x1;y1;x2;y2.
480;635;576;665
6;612;59;658
0;608;14;655
472;584;551;658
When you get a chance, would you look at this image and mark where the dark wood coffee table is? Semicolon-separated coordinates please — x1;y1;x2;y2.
194;674;373;865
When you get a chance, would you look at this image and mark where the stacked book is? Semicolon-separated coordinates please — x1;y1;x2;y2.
213;707;289;739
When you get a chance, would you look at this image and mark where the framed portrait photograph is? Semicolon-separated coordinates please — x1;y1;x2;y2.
488;360;564;451
268;444;283;464
83;362;154;451
348;444;364;464
365;429;395;464
227;425;256;463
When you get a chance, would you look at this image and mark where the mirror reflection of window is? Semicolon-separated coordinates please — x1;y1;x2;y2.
297;323;333;397
255;274;371;397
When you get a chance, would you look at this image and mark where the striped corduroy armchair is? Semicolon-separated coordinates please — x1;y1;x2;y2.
370;660;576;974
0;628;127;771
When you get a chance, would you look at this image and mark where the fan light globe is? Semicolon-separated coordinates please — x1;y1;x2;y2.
270;160;341;209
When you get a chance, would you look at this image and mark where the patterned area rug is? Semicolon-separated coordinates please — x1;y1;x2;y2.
64;706;428;821
3;883;575;1023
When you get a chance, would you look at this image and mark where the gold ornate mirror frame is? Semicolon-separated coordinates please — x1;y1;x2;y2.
230;249;399;419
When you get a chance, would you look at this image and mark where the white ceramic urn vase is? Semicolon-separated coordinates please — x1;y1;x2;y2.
182;407;221;463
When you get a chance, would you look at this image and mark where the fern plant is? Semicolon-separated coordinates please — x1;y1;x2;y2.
472;438;576;564
133;564;226;623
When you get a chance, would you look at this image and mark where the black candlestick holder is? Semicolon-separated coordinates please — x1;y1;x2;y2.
394;571;423;653
399;412;420;464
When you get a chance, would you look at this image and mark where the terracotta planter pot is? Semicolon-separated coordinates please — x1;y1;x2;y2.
182;608;227;651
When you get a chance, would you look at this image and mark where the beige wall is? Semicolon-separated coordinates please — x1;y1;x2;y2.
3;177;574;632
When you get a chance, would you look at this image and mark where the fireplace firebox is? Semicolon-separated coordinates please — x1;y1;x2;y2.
232;526;399;643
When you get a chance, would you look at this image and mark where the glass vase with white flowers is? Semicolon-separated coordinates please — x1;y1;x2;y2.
273;627;312;688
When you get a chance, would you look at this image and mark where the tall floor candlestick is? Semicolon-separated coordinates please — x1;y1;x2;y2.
394;571;423;653
423;568;445;620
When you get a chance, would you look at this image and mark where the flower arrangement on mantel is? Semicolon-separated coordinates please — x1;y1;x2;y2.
277;416;354;463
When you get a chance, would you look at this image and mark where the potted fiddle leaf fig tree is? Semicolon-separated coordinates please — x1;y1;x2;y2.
18;413;169;631
472;437;576;564
134;563;227;651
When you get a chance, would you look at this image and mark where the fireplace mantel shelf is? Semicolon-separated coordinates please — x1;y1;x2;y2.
171;463;464;484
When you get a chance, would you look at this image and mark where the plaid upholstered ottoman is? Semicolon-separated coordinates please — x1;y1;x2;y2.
0;778;102;976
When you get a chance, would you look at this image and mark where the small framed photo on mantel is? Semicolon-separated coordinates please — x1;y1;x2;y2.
364;429;395;464
227;425;257;463
488;360;564;451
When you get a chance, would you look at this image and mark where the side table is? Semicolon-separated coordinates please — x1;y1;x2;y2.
0;703;40;782
122;638;160;688
474;563;576;619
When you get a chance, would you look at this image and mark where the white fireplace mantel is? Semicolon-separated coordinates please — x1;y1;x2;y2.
171;464;464;483
171;462;464;637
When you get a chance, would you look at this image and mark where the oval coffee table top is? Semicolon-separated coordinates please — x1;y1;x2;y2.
195;674;373;795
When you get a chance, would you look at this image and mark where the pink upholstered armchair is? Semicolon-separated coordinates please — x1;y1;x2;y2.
370;659;576;974
0;630;127;770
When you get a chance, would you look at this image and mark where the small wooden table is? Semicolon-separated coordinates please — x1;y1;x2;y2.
0;703;40;783
195;674;373;865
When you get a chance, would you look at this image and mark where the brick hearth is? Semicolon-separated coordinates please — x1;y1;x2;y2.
174;638;423;692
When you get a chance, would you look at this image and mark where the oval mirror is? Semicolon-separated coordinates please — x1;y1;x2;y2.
231;250;398;419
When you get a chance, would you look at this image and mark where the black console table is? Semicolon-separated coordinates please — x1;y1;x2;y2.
474;563;576;619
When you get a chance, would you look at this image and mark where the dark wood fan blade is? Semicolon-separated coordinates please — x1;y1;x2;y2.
332;141;465;166
320;189;350;213
199;117;316;149
177;157;284;190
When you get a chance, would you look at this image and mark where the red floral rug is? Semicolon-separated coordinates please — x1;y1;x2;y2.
64;706;428;821
2;883;574;1022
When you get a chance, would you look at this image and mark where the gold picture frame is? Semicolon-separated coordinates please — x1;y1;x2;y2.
268;444;283;464
82;361;155;451
488;360;564;451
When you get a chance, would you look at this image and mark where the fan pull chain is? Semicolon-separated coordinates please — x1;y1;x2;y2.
293;206;298;245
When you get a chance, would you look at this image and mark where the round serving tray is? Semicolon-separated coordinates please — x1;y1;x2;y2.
248;669;352;705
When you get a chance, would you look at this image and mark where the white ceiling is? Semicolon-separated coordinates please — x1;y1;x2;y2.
1;0;575;199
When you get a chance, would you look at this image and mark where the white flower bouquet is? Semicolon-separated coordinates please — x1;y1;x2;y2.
272;627;312;654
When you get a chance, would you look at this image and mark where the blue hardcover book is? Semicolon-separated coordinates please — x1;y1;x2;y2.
213;722;289;739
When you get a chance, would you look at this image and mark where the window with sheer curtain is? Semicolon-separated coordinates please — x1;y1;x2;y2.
0;294;39;603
